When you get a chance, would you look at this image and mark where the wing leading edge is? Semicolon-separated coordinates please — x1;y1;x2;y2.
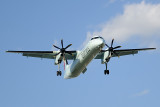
6;50;77;60
95;48;156;59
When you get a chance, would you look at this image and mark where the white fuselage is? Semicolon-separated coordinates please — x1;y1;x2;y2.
64;37;105;79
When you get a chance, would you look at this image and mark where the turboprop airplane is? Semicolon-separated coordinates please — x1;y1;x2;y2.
6;36;156;79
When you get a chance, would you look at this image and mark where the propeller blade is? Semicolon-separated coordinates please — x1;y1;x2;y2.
105;44;110;48
65;44;72;49
61;39;63;48
66;59;68;65
111;38;114;47
113;46;121;49
113;51;119;57
53;52;61;56
101;49;109;52
53;45;61;49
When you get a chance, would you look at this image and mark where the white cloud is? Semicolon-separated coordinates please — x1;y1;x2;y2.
105;0;116;8
133;89;150;97
86;1;160;48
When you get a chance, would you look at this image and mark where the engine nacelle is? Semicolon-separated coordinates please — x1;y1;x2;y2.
101;51;111;64
54;53;63;65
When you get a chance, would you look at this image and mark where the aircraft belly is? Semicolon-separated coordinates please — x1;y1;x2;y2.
70;60;84;77
69;46;100;78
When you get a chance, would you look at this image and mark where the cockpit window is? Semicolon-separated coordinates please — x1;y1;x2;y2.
91;36;103;40
91;37;99;40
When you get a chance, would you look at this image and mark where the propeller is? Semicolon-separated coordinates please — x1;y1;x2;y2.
53;39;72;66
104;38;121;57
53;39;72;57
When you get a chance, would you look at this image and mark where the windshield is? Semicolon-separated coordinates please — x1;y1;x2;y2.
91;36;103;40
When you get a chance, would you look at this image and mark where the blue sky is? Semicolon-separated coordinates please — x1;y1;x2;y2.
0;0;160;107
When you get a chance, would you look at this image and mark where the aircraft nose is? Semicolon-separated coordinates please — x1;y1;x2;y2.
98;39;105;48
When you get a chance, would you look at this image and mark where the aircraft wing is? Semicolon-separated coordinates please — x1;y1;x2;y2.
6;50;77;60
95;48;156;59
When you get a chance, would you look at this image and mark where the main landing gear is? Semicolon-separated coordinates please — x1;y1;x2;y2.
104;63;109;75
57;71;62;76
57;62;62;76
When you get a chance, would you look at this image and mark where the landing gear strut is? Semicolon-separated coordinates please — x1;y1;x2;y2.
104;63;109;75
57;62;62;76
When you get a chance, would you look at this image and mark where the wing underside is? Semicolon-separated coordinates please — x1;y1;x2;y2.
6;50;77;60
95;48;156;59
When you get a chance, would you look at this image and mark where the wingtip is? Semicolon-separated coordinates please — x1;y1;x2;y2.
6;50;14;53
150;48;156;50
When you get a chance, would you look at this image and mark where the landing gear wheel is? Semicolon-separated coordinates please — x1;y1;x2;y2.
59;71;62;76
57;71;59;76
104;70;109;75
107;70;109;74
57;71;62;76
